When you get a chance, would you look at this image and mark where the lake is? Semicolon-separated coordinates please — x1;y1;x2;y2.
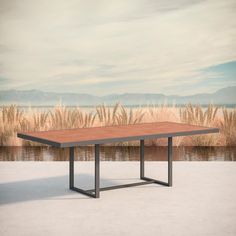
0;146;235;161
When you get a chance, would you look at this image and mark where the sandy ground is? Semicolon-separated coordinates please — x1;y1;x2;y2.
0;161;236;236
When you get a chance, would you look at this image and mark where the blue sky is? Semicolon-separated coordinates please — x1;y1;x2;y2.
0;0;236;95
199;61;236;91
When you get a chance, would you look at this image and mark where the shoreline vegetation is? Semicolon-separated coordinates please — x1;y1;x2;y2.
0;103;235;147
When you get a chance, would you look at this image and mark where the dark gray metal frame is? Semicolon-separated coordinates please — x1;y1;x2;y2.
69;137;173;198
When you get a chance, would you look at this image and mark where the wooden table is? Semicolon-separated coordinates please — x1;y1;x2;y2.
17;122;219;198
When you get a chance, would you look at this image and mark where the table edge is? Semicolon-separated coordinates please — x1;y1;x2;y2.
17;127;219;147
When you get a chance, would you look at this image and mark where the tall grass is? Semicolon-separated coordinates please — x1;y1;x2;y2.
95;103;144;126
180;104;220;146
0;103;235;146
220;109;236;146
146;104;183;146
49;105;95;129
33;112;49;131
0;105;24;146
148;104;180;122
115;105;145;125
180;104;218;126
95;103;120;126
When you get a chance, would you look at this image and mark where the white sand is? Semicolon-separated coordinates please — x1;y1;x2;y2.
0;162;236;236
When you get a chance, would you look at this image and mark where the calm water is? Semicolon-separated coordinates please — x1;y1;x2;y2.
15;104;236;113
0;146;235;161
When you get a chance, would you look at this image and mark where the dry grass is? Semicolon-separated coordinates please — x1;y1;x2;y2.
180;104;220;146
49;105;95;129
144;104;183;146
95;103;144;126
95;103;120;126
115;105;145;125
0;103;235;146
220;108;236;146
0;105;24;146
180;104;218;126
147;104;180;122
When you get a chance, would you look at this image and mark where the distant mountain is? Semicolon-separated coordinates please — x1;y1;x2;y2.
0;86;235;106
0;90;100;106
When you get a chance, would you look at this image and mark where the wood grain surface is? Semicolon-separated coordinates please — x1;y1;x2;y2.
17;122;219;147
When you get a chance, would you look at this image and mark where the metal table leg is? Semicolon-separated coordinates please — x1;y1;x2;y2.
69;147;74;189
140;139;144;179
69;145;100;198
140;137;173;187
168;137;173;186
70;138;173;198
95;144;100;198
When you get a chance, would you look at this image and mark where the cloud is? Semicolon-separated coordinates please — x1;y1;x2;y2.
0;0;235;95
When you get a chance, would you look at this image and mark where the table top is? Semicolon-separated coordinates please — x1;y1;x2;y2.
17;121;219;147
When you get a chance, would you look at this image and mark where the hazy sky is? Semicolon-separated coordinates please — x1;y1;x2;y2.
0;0;236;95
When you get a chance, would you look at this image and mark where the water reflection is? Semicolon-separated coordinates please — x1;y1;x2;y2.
0;146;235;161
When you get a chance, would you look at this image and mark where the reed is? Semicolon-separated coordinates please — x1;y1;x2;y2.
33;112;49;131
180;104;219;146
115;105;145;125
148;104;180;122
49;105;96;129
0;105;24;146
180;104;218;126
220;108;236;146
95;103;120;126
145;104;183;146
95;103;145;146
0;103;235;146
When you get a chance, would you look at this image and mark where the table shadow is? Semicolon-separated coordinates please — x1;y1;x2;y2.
0;174;120;205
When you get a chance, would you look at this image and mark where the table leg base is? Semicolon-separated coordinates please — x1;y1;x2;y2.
70;177;169;198
69;137;173;198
